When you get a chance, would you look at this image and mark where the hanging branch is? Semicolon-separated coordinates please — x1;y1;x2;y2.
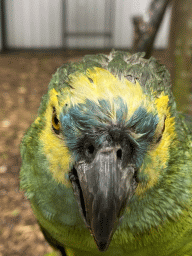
132;0;172;58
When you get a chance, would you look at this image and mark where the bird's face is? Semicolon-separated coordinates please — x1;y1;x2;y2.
39;67;175;252
63;100;140;251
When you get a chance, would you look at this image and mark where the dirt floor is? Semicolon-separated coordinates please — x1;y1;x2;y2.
0;49;187;256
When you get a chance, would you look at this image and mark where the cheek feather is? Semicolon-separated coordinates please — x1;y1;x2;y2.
39;89;72;186
135;96;176;196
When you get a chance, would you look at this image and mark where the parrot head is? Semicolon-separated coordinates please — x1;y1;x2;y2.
39;58;175;251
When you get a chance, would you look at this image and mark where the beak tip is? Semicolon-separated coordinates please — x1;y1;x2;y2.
95;240;109;252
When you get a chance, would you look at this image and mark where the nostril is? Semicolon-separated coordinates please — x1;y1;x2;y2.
87;145;94;154
116;149;122;160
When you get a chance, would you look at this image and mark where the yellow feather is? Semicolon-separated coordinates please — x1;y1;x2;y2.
68;67;149;120
136;93;176;195
39;88;72;185
39;68;176;189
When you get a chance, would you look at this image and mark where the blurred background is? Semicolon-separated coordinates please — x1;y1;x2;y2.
0;0;171;50
0;0;192;255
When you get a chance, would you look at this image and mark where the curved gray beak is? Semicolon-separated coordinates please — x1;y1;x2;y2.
69;146;136;251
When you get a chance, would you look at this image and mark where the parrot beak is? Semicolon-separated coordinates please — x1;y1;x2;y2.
69;146;137;252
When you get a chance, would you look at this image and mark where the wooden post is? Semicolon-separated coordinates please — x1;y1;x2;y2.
169;0;192;114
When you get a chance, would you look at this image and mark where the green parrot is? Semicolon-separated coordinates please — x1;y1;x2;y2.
20;51;192;256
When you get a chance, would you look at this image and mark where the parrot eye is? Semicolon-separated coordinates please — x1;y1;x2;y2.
156;134;162;144
52;107;60;134
155;116;166;144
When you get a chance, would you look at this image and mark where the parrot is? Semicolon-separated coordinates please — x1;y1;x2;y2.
20;51;192;256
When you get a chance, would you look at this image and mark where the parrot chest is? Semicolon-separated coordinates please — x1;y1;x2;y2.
31;196;192;256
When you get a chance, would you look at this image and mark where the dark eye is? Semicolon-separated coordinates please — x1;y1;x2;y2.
156;135;162;143
155;116;166;144
52;107;60;134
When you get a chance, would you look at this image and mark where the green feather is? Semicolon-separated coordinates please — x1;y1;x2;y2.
20;51;192;256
